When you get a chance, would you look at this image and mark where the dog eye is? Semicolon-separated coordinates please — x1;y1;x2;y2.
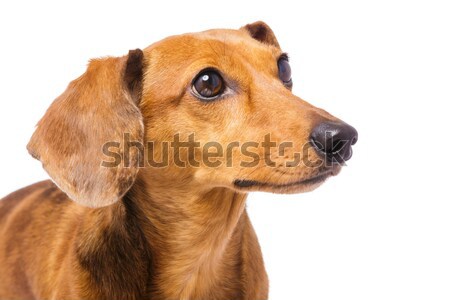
192;70;224;99
278;56;292;86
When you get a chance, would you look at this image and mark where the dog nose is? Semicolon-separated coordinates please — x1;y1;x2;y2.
310;121;358;163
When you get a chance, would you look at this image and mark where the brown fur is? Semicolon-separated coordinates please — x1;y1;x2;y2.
0;22;346;299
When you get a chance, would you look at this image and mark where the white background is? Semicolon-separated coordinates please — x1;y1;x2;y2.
1;1;449;299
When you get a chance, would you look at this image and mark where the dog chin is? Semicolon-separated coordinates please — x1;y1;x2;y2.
232;167;341;194
264;178;329;194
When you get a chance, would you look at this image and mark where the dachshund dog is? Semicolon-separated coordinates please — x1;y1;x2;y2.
0;21;357;300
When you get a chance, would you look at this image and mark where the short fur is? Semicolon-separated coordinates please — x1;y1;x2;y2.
0;22;346;299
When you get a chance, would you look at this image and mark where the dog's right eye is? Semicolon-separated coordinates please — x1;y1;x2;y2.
192;70;224;100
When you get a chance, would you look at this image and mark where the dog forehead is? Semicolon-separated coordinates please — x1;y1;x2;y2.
193;28;263;45
144;29;280;65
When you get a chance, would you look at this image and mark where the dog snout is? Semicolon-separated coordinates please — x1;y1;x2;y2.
310;121;358;164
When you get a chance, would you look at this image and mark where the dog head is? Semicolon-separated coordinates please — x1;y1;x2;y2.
28;21;357;207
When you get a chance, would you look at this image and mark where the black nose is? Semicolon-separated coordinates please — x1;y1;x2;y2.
310;121;358;164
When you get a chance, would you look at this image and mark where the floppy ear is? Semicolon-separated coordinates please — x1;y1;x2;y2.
27;49;145;207
241;21;281;49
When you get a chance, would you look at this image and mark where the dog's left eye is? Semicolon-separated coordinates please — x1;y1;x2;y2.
278;56;292;87
192;70;224;100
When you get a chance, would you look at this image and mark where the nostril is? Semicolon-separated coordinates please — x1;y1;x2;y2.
331;139;346;154
310;121;358;163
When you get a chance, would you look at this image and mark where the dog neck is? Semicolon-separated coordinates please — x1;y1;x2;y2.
128;176;248;299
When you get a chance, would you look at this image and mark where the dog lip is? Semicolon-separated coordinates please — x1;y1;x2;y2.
234;171;333;189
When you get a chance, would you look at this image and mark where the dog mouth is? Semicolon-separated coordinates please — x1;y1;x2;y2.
233;168;340;193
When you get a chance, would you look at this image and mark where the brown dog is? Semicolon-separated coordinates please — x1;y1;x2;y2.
0;21;357;300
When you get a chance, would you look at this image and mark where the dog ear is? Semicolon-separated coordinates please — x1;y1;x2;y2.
241;21;280;49
27;49;145;207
